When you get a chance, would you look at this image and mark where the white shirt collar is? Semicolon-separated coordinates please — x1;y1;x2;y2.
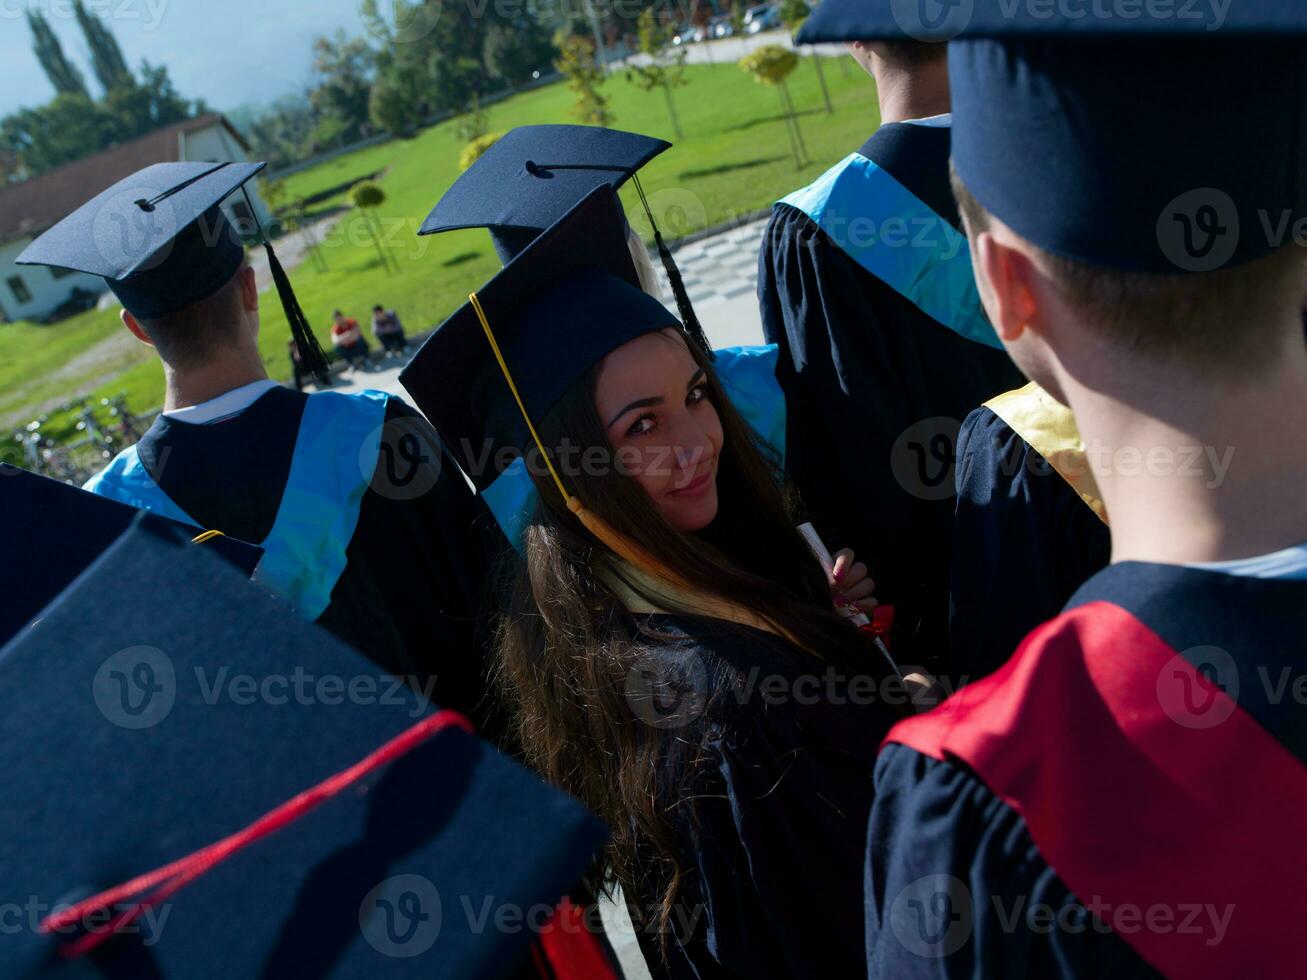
900;112;951;128
1185;542;1307;580
161;379;280;425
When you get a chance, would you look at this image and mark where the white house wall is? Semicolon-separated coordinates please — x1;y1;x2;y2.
0;118;268;325
0;236;106;324
181;124;272;230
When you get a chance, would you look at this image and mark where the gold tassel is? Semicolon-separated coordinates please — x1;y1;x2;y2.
566;497;692;591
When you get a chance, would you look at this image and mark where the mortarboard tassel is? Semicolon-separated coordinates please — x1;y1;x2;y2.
264;241;331;381
631;176;714;361
242;187;331;381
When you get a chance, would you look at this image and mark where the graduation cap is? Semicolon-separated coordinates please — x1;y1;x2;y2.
403;187;694;580
796;2;1307;273
0;463;262;647
17;161;331;375
420;124;711;356
0;515;608;977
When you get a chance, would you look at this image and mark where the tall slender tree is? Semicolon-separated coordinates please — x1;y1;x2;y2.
73;0;134;94
29;10;87;97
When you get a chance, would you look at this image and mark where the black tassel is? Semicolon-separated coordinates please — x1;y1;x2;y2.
652;228;714;361
631;175;714;361
241;184;330;382
264;240;330;381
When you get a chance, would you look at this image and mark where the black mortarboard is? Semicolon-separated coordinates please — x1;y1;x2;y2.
0;463;261;647
797;3;1307;272
421;124;710;354
401;187;680;493
0;517;607;977
17;161;331;374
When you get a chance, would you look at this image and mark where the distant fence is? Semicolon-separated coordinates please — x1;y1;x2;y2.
266;71;565;182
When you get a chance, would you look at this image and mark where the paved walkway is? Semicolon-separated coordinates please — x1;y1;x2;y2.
659;215;770;349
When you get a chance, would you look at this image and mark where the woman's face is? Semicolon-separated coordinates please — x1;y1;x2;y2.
594;329;724;532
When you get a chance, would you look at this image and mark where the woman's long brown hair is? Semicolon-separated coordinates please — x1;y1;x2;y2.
495;332;892;945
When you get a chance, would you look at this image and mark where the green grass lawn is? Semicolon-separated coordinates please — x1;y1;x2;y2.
0;56;879;463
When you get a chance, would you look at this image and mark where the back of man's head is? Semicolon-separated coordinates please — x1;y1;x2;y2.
136;265;249;372
953;168;1307;384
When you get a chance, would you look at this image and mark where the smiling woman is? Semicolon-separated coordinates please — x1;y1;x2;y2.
401;189;906;980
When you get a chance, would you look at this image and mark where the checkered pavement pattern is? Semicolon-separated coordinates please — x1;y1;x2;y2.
658;216;770;309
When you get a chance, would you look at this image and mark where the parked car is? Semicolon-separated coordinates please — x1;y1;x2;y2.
745;3;782;33
710;15;735;38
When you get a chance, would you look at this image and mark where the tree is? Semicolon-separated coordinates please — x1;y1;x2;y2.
780;0;833;114
555;34;612;127
364;0;436;135
73;0;134;94
483;19;556;88
29;10;86;97
309;32;375;149
245;95;316;170
459;132;503;171
105;62;195;141
738;45;808;167
626;8;688;140
0;94;118;176
349;180;397;274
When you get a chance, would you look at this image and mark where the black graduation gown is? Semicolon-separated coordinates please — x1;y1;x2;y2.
127;386;505;729
624;613;903;980
758;123;1025;672
949;403;1111;684
864;561;1307;978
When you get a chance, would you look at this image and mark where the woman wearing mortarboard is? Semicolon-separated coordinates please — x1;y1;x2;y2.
423;123;790;550
401;188;906;979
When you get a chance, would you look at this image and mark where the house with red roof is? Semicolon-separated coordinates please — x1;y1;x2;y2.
0;113;270;323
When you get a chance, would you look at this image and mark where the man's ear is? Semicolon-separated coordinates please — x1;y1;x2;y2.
238;265;259;313
120;309;155;347
974;230;1041;344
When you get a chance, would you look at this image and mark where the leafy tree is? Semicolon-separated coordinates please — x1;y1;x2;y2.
244;95;316;170
626;8;688;140
483;19;556;88
739;45;808;167
28;10;86;96
454;97;489;144
555;34;612;127
428;55;485;115
105;62;195;141
309;32;375;148
0;94;118;176
349;180;396;273
73;0;134;94
459;132;503;172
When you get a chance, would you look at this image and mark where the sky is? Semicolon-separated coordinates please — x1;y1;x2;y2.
0;0;376;119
